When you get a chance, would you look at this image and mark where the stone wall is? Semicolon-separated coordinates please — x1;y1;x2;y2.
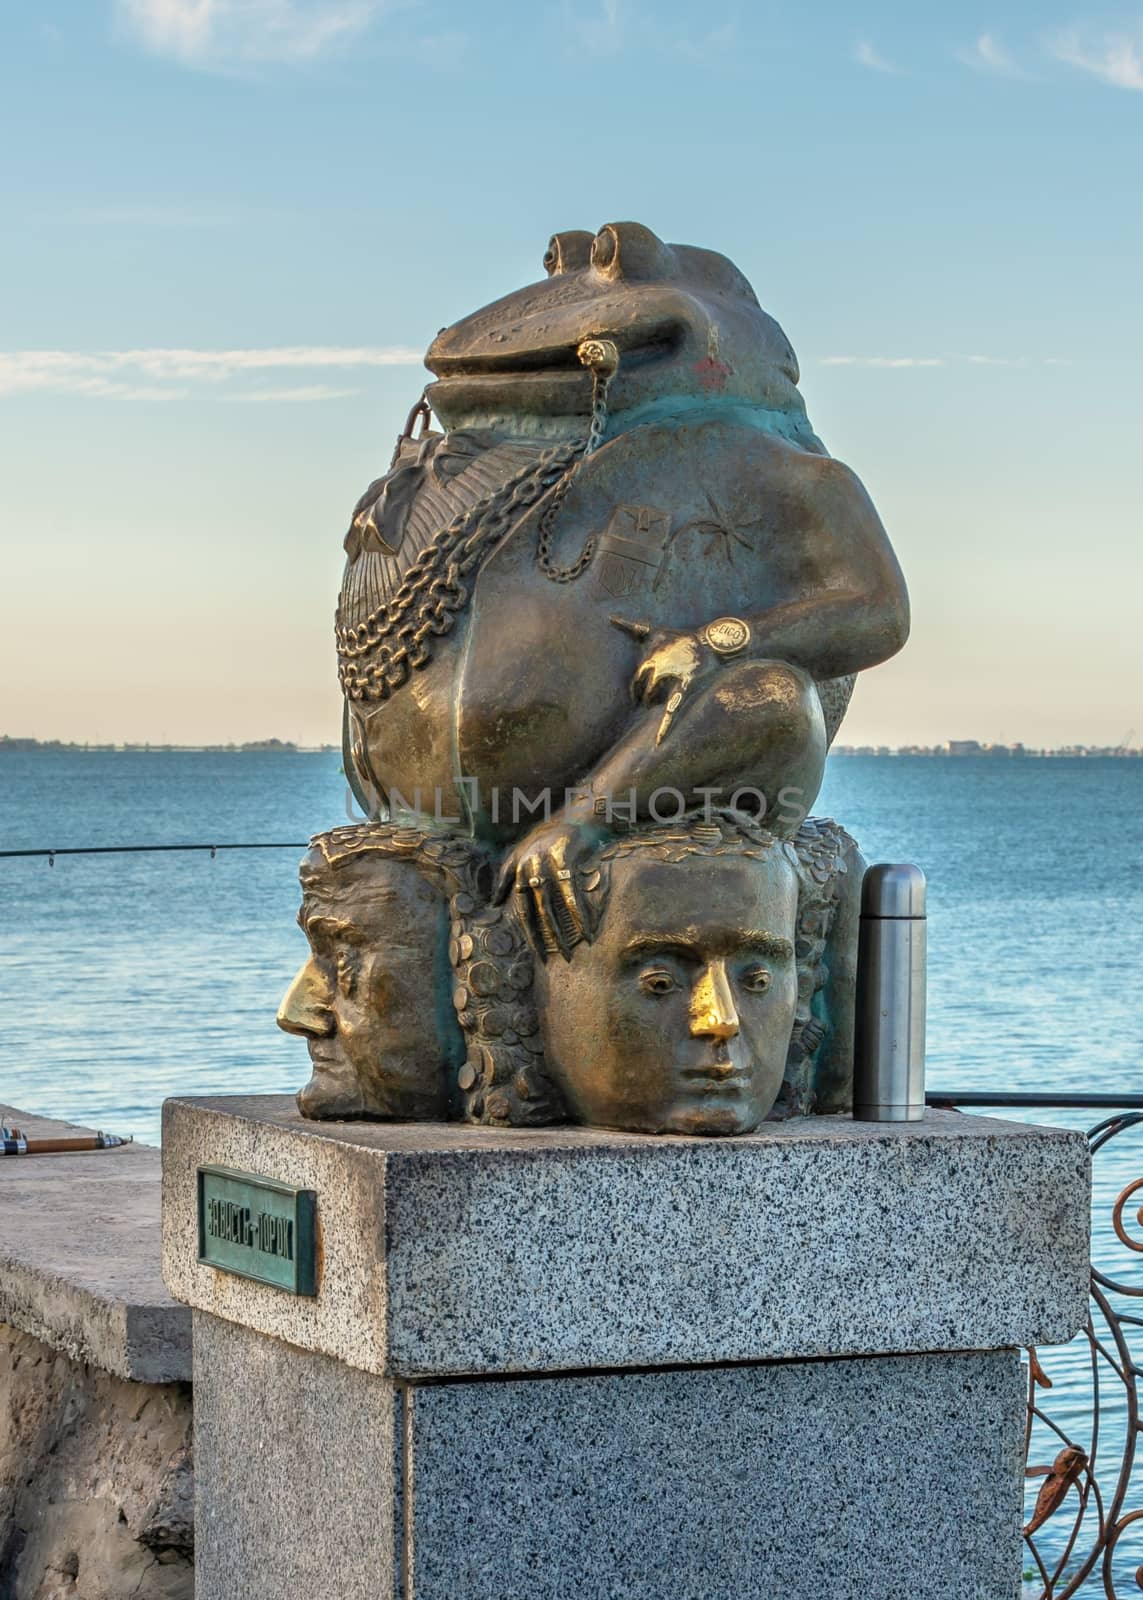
0;1107;194;1600
0;1323;193;1600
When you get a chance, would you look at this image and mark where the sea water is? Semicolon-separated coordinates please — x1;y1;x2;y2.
1;748;1141;1589
4;748;1140;1137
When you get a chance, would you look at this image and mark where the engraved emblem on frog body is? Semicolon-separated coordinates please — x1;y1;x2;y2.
594;505;672;599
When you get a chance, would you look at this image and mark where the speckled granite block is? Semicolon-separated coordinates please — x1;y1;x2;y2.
192;1311;401;1600
190;1318;1024;1600
405;1350;1025;1600
163;1094;1090;1379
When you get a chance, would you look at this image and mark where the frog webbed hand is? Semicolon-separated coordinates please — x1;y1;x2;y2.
494;814;607;961
616;620;719;746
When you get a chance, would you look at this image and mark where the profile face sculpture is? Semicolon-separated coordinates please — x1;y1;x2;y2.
277;830;465;1120
533;840;799;1135
279;220;908;1133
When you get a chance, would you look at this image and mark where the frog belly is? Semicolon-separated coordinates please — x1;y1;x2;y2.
457;570;634;836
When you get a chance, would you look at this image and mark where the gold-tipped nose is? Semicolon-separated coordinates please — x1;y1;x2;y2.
276;960;336;1039
688;960;740;1041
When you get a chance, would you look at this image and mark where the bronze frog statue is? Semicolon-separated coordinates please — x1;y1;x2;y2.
338;222;906;926
284;222;908;1130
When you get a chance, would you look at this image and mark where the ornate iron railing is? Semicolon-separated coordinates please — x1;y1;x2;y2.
931;1094;1143;1598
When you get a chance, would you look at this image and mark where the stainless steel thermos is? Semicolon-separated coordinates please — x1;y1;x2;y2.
853;863;927;1121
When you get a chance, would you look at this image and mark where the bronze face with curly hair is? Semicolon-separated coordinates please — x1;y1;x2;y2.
276;814;859;1131
277;824;483;1121
518;811;861;1135
524;815;797;1135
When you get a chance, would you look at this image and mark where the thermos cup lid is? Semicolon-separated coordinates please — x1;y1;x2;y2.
861;862;926;919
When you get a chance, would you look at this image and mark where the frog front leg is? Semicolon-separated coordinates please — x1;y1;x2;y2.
496;649;827;957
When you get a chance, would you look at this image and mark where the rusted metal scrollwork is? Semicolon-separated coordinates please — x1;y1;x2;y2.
1024;1112;1143;1598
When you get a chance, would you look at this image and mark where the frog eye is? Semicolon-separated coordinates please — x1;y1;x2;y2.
590;222;676;281
544;231;594;276
591;226;618;271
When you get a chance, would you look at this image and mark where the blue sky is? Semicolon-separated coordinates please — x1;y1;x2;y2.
2;0;1141;746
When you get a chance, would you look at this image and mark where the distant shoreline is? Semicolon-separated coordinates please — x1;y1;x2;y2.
834;741;1141;759
0;738;338;754
3;736;1138;760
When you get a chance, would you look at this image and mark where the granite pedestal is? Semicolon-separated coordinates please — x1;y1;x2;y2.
161;1096;1091;1600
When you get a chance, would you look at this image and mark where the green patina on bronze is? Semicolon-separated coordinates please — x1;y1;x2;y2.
197;1166;317;1296
278;222;911;1135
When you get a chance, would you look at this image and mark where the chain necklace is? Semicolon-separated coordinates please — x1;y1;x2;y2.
337;341;618;704
535;338;616;582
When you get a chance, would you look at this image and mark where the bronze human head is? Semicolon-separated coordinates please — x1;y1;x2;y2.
277;825;474;1120
530;815;802;1136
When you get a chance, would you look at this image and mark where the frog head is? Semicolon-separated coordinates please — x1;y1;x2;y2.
424;221;814;439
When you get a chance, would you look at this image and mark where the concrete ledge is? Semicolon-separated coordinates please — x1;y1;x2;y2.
162;1094;1091;1380
1;1105;191;1382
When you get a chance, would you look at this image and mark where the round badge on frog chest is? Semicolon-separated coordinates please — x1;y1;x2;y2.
703;616;751;657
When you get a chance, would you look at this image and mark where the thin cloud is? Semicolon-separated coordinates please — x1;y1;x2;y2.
393;28;468;68
223;384;360;401
666;20;736;62
565;0;734;61
823;355;1065;370
37;204;234;228
571;0;623;55
822;356;947;369
855;40;896;73
957;32;1024;76
0;346;423;400
1047;23;1143;90
115;0;383;68
111;345;423;379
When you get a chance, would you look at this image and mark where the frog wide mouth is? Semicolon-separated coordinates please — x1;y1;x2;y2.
426;321;683;382
425;321;684;417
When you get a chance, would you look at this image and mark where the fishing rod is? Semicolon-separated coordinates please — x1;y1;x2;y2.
0;842;308;863
927;1090;1143;1110
2;1124;134;1156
